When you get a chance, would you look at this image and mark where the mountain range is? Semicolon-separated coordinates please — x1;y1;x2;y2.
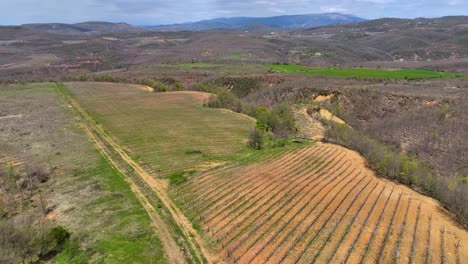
20;21;146;34
9;13;366;34
147;13;365;31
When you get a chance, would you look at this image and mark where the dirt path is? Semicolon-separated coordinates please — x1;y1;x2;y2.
64;92;217;263
81;124;186;264
0;114;24;120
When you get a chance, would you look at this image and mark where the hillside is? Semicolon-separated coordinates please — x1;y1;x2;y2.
50;81;468;263
172;143;468;263
294;15;468;64
2;75;467;263
0;83;166;263
22;21;146;34
149;13;365;31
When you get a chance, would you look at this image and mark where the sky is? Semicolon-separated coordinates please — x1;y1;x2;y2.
0;0;467;25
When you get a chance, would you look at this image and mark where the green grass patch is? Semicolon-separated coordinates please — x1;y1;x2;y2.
266;64;464;80
185;149;203;155
168;171;188;185
169;170;196;185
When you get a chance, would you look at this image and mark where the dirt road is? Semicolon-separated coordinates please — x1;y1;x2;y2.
62;87;217;263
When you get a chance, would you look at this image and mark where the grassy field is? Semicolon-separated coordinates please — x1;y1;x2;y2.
65;82;254;177
0;83;165;263
267;64;464;79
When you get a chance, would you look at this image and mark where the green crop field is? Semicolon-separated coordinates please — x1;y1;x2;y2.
267;64;464;79
65;82;254;177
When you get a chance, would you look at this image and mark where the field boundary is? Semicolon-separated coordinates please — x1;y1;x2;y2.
57;83;217;263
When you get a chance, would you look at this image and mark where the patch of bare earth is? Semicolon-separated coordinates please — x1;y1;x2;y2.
292;106;324;140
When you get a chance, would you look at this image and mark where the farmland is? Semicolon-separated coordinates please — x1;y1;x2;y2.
3;81;466;263
267;64;464;79
65;82;254;177
61;82;468;264
2;13;468;264
172;142;468;263
0;83;165;263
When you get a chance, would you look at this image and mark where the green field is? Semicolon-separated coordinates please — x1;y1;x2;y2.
0;83;165;263
65;82;254;177
267;64;464;79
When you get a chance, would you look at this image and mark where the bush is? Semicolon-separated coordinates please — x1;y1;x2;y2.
137;79;168;92
210;77;261;98
159;78;184;91
248;127;263;150
269;103;296;138
43;226;71;257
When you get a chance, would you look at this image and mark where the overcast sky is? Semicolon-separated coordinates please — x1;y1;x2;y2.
0;0;467;25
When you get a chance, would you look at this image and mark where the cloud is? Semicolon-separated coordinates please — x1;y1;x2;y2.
320;6;350;13
356;0;395;3
269;8;287;13
0;0;467;25
448;0;462;5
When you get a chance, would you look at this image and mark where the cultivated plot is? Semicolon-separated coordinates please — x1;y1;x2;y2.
65;82;254;177
173;142;468;263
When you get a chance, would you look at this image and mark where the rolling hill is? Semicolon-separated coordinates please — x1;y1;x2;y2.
21;21;147;34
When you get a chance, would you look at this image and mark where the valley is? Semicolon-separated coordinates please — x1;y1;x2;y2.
1;10;468;264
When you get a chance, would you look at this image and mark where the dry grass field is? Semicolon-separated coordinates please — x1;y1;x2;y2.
173;142;468;263
0;83;165;263
65;82;254;177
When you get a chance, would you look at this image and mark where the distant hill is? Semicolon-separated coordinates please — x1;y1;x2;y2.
21;21;146;34
292;15;468;64
148;13;365;31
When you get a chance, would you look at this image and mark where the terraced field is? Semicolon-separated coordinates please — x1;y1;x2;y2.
173;143;468;263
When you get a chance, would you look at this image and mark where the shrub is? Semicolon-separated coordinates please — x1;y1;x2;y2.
269;103;296;138
210;77;261;98
255;106;270;132
42;226;71;257
248;127;263;150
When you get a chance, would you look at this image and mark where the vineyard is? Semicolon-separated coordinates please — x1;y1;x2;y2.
65;82;253;176
172;143;468;263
